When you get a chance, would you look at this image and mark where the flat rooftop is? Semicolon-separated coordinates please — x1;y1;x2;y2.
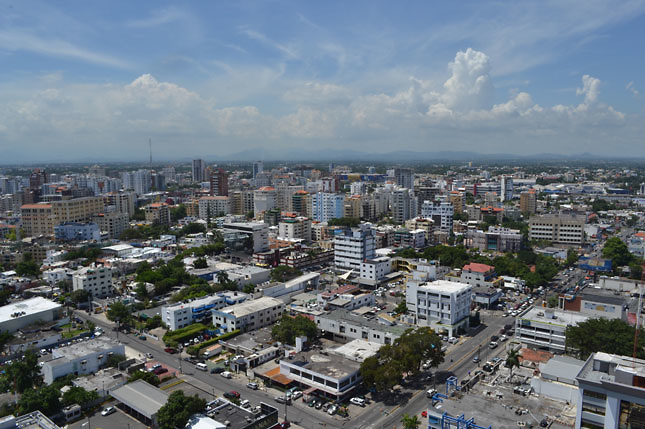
286;350;360;379
0;297;61;324
332;339;380;362
578;352;645;385
320;308;408;336
219;297;283;318
520;307;588;326
418;279;472;294
52;336;122;360
111;380;169;418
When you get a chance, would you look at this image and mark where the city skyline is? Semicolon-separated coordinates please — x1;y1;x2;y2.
2;1;645;162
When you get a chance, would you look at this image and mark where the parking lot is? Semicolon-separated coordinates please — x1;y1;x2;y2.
67;402;148;429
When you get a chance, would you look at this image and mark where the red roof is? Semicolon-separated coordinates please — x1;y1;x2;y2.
258;186;275;191
463;263;494;273
634;232;645;239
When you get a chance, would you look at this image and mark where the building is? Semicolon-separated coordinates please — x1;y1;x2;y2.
0;297;62;333
42;337;125;384
20;203;53;236
466;226;522;252
500;175;513;202
253;186;277;215
520;190;537;214
311;192;344;222
405;279;472;336
192;159;205;183
394;228;425;249
292;190;310;217
121;169;151;195
315;309;405;345
405;218;434;243
72;265;113;299
162;293;247;331
343;195;363;219
105;191;136;217
111;380;169;427
209;168;229;196
359;256;392;283
212;296;285;333
559;291;628;320
449;191;465;214
23;197;106;238
198;196;231;219
144;203;170;226
515;308;588;353
231;190;255;216
575;352;645;429
420;200;454;232
186;401;278;429
278;216;312;242
529;214;585;245
317;285;375;311
391;188;417;223
252;161;264;180
460;263;497;288
53;222;100;242
92;212;129;240
222;222;269;253
333;225;376;271
393;167;414;190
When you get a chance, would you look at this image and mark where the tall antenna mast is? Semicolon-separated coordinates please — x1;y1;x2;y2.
149;138;152;167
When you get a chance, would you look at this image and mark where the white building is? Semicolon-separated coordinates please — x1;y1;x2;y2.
0;297;62;333
278;217;312;242
420;201;454;232
311;192;344;223
528;214;585;245
575;352;645;429
72;265;114;298
212;296;285;333
198;196;231;219
359;256;392;283
333;225;375;271
162;292;248;331
42;337;125;384
315;309;405;345
253;187;277;215
222;222;269;253
405;279;472;336
391;188;417;223
515;308;588;353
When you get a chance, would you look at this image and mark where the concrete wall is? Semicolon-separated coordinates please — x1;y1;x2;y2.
530;377;578;403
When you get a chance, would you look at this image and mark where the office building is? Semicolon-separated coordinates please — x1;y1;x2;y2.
520;190;537;214
311;192;344;222
212;296;285;333
315;309;405;345
42;337;125;384
144;203;170;226
278;216;312;242
500;175;513;202
54;222;101;242
529;214;585;245
405;279;472;336
22;196;105;237
199;196;231;219
466;226;522;252
252;161;264;180
192;159;205;183
515;308;588;353
0;297;62;333
575;352;645;429
253;187;277;215
222;222;269;253
393;168;414;190
420;200;454;232
162;293;247;331
20;203;54;236
105;191;136;217
92;212;129;240
333;225;375;271
72;265;113;299
209;168;228;196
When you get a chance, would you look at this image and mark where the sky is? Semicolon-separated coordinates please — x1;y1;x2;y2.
1;0;645;163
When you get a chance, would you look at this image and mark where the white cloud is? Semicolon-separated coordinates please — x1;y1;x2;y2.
576;74;601;108
126;7;186;28
627;81;639;96
442;48;494;111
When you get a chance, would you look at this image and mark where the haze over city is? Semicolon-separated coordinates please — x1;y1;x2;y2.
2;0;645;163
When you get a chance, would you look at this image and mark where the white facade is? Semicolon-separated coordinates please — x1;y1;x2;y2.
515;308;588;353
529;214;585;245
163;295;228;331
405;279;472;336
253;187;277;214
42;337;125;384
420;201;454;232
278;217;312;242
0;297;62;333
198;196;231;219
391;188;417;223
315;310;403;345
72;265;114;298
359;257;392;282
222;222;269;253
212;296;284;333
333;225;376;271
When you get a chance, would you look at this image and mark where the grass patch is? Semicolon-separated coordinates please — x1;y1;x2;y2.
62;329;89;339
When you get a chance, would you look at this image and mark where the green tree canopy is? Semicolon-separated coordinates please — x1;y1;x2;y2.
17;385;60;416
271;314;318;345
193;257;208;269
270;265;303;283
327;217;360;228
157;390;206;429
128;370;161;386
565;318;645;360
2;351;42;393
505;349;521;381
106;301;133;326
603;237;636;268
61;386;99;406
401;413;421;429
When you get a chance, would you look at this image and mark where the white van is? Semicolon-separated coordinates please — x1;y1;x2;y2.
195;363;208;371
221;371;232;379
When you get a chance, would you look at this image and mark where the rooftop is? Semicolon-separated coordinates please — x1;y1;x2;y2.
218;296;283;318
418;279;472;294
332;339;381;362
111;380;169;418
463;262;495;273
51;336;122;360
577;352;645;388
320;308;407;336
520;307;588;326
285;349;360;380
0;297;61;325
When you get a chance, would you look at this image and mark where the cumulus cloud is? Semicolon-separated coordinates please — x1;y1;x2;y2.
442;48;494;111
576;74;601;108
627;81;639;96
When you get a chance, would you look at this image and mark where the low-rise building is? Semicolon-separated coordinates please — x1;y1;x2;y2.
212;296;285;333
54;222;101;242
359;256;392;283
162;292;248;331
42;337;125;384
466;226;521;252
315;309;406;345
405;279;472;336
0;297;62;333
92;212;129;240
460;262;497;288
110;380;168;427
559;291;628;320
575;352;645;429
72;265;113;298
529;214;585;245
222;222;269;253
515;308;588;353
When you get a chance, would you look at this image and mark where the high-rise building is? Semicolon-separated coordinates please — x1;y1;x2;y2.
29;168;48;189
105;192;136;217
192;159;205;183
391;188;417;223
292;190;310;217
394;168;414;190
333;225;376;271
311;192;344;222
121;170;151;195
343;195;363;219
449;191;465;214
253;186;277;215
199;196;231;219
144;203;170;226
92;212;129;240
252;161;264;180
209;168;229;196
520;190;537;214
421;200;454;232
500;175;513;202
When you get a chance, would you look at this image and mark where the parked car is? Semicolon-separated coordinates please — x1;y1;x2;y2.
138;335;146;340
275;396;291;404
211;367;225;374
101;407;116;416
154;367;168;375
291;391;302;400
224;391;241;399
164;347;177;354
350;397;366;407
247;382;259;390
327;404;338;415
148;364;161;372
489;341;498;349
145;353;153;359
195;363;208;371
240;399;250;408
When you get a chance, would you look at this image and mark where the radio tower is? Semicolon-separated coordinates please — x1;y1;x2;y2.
149;138;152;167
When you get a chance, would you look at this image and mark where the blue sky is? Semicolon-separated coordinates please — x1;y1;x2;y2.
1;0;645;162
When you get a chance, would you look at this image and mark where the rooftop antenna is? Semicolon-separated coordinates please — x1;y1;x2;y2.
149;138;152;167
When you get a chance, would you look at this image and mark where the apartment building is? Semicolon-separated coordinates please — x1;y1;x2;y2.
253;187;277;215
359;256;392;283
21;203;54;236
209;168;228;196
529;214;585;245
575;352;645;429
199;196;231;219
405;279;472;336
144;203;170;226
222;222;269;253
212;296;284;333
278;216;312;242
466;226;522;252
391;188;417;223
92;212;129;240
105;191;136;217
520;189;537;214
162;292;247;331
72;265;114;299
420;200;454;232
333;225;375;271
311;192;344;222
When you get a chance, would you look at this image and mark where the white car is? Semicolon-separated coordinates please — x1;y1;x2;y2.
350;397;366;407
101;406;116;416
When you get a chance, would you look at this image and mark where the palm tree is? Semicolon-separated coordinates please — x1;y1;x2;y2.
401;413;421;429
505;349;521;382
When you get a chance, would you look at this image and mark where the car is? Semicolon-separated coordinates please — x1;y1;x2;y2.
275;396;290;404
448;337;458;344
308;400;316;407
472;356;481;364
328;404;338;415
350;397;366;407
154;367;168;375
101;406;116;416
148;364;161;372
278;422;291;429
500;335;507;342
145;353;153;359
291;391;302;400
315;401;323;409
240;399;250;408
247;382;259;390
164;347;177;354
138;335;146;340
211;367;225;374
224;391;240;399
422;411;428;418
195;363;208;371
489;342;498;349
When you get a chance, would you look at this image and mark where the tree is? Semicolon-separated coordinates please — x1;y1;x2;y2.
394;301;407;314
401;413;421;429
565;318;645;360
327;217;360;228
128;370;161;386
603;237;635;269
170;204;187;222
242;283;256;294
2;351;43;393
15;257;40;277
157;390;206;429
105;353;126;368
17;385;61;416
0;331;14;355
62;386;99;406
505;349;520;382
145;314;163;330
193;257;208;269
270;265;302;283
565;249;579;267
135;282;149;300
106;302;133;326
70;289;89;304
547;295;558;308
271;314;318;345
0;290;10;306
